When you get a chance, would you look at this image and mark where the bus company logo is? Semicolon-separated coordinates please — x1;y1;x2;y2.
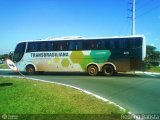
31;52;69;58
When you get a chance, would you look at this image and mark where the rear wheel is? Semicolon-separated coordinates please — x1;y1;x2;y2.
87;65;98;76
102;65;115;76
26;65;35;75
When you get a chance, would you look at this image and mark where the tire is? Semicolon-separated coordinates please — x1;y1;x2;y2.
26;65;35;75
102;65;115;76
87;65;98;76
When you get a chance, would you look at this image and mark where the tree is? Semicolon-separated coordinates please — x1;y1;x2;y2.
0;54;8;60
145;45;160;68
145;45;160;62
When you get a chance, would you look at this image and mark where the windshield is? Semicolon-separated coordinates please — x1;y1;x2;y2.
13;42;26;62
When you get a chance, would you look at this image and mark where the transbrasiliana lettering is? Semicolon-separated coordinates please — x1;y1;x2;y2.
31;52;69;58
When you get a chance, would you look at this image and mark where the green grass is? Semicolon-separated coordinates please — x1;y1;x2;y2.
0;77;129;120
147;66;160;73
0;63;9;69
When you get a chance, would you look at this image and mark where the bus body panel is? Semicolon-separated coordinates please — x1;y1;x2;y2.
13;35;146;74
17;50;112;72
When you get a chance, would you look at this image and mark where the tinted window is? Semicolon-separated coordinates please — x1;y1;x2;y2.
110;40;115;49
27;41;49;52
48;41;55;51
13;42;26;62
83;40;103;50
135;38;142;48
55;41;69;51
69;40;83;50
130;37;142;49
69;41;76;50
37;42;47;51
27;42;38;52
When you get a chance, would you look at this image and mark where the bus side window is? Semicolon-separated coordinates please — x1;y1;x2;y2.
59;41;68;51
27;42;38;52
39;42;47;51
76;41;82;50
69;41;76;50
130;39;137;49
97;40;102;49
48;41;55;51
110;40;115;49
102;40;109;50
119;39;126;49
82;41;88;50
85;40;97;50
125;39;130;49
114;39;120;49
136;38;142;48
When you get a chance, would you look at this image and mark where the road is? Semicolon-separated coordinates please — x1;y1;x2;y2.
0;70;160;114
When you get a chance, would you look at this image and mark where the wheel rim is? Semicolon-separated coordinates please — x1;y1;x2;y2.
28;68;33;73
105;68;112;74
90;68;96;75
103;66;114;76
88;66;97;76
26;66;35;74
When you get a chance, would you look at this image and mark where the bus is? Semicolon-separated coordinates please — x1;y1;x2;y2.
12;35;146;76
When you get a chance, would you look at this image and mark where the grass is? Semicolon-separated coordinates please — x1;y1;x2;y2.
147;66;160;73
0;63;9;69
0;76;130;120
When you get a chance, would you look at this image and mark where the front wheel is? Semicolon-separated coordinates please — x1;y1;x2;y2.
26;65;35;75
87;65;98;76
102;65;115;76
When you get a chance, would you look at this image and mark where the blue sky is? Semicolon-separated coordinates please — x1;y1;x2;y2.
0;0;160;55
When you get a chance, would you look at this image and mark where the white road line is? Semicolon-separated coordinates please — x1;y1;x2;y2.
144;72;155;77
135;71;160;77
0;69;11;71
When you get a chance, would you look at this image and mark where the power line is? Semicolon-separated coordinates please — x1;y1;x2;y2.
137;3;160;18
119;0;132;36
136;0;155;11
135;0;143;5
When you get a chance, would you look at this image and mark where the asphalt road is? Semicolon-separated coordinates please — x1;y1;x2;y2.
0;70;160;114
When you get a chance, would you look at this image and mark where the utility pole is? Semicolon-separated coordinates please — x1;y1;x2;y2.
132;0;136;35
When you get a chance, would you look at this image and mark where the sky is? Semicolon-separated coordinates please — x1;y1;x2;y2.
0;0;160;55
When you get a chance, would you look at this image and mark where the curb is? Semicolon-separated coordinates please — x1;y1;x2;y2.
135;71;160;75
0;69;11;71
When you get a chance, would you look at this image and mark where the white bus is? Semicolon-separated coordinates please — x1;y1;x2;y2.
12;35;146;75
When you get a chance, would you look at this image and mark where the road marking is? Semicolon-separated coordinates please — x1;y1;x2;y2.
0;69;11;71
144;72;155;77
135;71;160;77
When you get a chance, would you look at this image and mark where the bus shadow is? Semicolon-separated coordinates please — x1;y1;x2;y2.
26;72;160;79
0;83;13;87
6;71;160;79
35;72;89;76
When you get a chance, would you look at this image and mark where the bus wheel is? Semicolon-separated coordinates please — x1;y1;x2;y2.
87;65;98;76
26;65;35;75
102;65;115;76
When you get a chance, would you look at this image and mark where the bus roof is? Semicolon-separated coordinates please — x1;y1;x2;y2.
19;35;145;43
